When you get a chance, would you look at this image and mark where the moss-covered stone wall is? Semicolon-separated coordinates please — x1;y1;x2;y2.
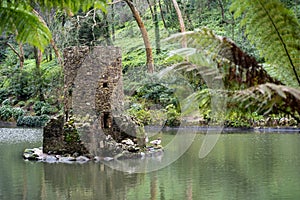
43;46;145;156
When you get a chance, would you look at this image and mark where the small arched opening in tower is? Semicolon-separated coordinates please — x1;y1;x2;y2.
103;112;110;129
103;82;108;88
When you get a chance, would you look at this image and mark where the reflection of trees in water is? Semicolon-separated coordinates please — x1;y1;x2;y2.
126;135;286;199
3;134;300;199
43;163;144;199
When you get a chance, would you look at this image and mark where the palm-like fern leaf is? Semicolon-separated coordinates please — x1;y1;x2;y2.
233;83;300;121
0;0;106;51
166;27;300;120
0;6;51;51
32;0;107;14
230;0;300;87
166;28;280;87
0;0;106;13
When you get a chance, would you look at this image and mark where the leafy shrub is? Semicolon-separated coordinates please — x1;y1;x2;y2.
0;105;13;121
165;104;181;127
33;101;45;115
17;115;50;127
2;99;11;106
10;69;35;101
0;105;25;121
11;107;25;121
224;111;252;128
136;83;179;108
0;89;10;103
128;103;151;125
33;101;57;115
148;109;167;126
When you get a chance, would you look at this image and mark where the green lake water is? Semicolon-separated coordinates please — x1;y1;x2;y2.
1;128;300;199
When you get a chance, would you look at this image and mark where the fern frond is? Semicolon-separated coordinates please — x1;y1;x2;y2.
233;83;300;120
230;0;300;87
34;0;107;13
166;28;280;87
0;5;51;51
181;89;211;115
0;0;107;13
0;0;107;51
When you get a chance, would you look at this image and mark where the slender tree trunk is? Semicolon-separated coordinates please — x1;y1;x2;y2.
124;0;154;73
158;0;168;31
147;0;161;54
154;0;161;54
146;0;154;17
171;0;187;47
32;9;62;65
6;42;24;69
19;43;24;69
164;0;171;13
34;47;45;101
50;39;62;65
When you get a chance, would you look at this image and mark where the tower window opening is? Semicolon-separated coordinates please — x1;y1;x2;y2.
103;112;110;128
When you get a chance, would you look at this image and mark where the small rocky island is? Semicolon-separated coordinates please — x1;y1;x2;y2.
23;135;164;163
23;46;163;163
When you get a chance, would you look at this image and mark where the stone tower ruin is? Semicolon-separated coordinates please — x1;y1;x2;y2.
43;46;145;156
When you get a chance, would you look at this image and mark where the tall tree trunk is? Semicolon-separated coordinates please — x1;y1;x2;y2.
124;0;155;73
50;39;62;65
146;0;154;17
158;0;168;31
171;0;187;47
154;0;161;54
18;42;24;69
147;0;161;54
32;9;62;65
34;47;45;101
6;42;24;69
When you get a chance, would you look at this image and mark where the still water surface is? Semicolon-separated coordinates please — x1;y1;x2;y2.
1;128;300;200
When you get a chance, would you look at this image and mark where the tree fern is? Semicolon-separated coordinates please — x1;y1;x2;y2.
233;83;300;121
230;0;300;87
0;0;106;13
166;28;300;121
166;28;280;87
0;6;51;51
0;0;106;51
32;0;107;14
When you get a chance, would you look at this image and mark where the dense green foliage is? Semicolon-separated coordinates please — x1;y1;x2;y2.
16;115;50;127
0;0;299;128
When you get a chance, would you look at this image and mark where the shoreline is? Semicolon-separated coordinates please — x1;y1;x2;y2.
1;124;299;133
145;125;300;133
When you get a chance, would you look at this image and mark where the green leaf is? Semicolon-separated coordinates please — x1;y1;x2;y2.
230;0;300;86
0;6;52;51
